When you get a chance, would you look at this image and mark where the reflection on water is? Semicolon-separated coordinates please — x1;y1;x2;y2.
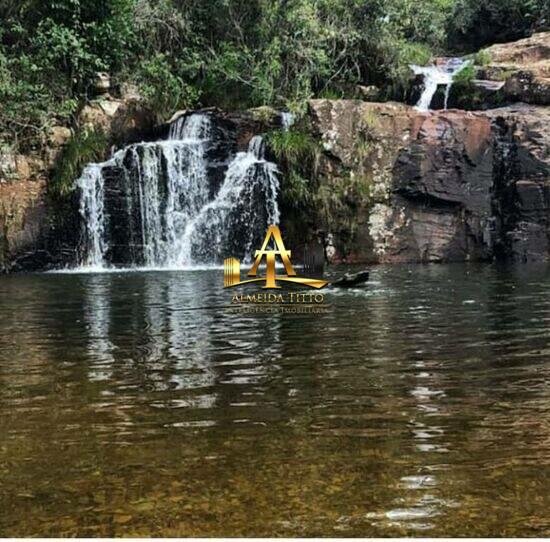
1;264;550;536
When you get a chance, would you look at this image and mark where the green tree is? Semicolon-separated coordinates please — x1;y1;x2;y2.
447;0;549;51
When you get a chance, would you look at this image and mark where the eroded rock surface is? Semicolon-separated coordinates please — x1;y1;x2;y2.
308;99;550;263
481;32;550;106
1;33;549;272
0;93;158;272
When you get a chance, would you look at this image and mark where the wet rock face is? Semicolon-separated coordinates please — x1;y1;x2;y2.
308;100;550;263
0;146;52;272
92;117;241;267
0;102;275;272
488;105;550;262
0;180;48;272
389;112;495;262
0;94;159;273
1;79;548;271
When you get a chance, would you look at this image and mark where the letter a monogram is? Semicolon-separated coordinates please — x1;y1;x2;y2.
223;225;327;289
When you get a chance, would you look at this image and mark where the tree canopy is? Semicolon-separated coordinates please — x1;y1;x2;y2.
0;0;547;149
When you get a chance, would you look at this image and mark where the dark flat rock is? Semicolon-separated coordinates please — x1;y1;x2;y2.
330;270;370;288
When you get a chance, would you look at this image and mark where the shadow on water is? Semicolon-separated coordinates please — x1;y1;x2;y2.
1;262;550;536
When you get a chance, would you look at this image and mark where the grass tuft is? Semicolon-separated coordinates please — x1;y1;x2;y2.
50;128;107;198
267;128;318;166
474;49;492;66
453;63;476;85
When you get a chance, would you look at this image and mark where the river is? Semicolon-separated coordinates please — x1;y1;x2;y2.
1;263;550;536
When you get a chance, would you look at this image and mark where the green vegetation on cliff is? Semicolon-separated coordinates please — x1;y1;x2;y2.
0;0;547;150
50;128;107;197
268;127;320;206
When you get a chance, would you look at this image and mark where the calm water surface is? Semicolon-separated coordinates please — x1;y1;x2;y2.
1;264;550;536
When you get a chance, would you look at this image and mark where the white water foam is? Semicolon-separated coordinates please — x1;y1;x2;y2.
75;114;280;270
410;58;469;111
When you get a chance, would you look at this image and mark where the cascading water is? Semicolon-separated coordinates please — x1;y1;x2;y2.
77;164;106;268
281;111;295;131
410;58;468;111
76;113;280;269
176;135;279;265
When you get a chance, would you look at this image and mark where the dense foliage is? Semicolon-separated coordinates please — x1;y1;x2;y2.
0;0;547;150
447;0;549;51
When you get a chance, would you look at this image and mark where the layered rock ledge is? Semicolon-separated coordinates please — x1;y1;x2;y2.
481;32;550;106
308;100;550;263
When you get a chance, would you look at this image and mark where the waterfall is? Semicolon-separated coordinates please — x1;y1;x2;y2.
168;113;211;141
176;135;279;264
77;164;106;268
410;58;468;111
281;112;295;131
76;113;280;269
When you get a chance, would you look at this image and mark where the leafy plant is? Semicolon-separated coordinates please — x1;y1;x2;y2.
135;54;200;122
492;69;515;82
250;106;279;124
267;126;320;207
447;0;548;51
268;128;318;167
317;87;345;100
50;128;107;198
284;171;314;205
474;49;492;66
360;109;380;131
453;62;476;85
1;0;548;154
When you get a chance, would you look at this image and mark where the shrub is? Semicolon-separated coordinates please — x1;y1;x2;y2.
268;128;318;167
135;54;200;122
50;128;107;198
447;0;547;51
453;62;476;85
474;49;492;66
267;126;320;207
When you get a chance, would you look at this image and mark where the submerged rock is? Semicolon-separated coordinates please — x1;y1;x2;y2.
330;270;370;288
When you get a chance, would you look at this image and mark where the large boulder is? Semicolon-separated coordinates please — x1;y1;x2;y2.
479;32;550;105
77;95;158;145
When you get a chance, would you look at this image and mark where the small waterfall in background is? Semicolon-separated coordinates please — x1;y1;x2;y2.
76;113;280;269
281;111;295;131
410;58;468;111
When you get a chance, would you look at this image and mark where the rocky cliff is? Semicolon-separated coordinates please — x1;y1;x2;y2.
1;34;549;271
481;32;550;106
0;98;279;272
307;100;550;263
0;91;159;272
